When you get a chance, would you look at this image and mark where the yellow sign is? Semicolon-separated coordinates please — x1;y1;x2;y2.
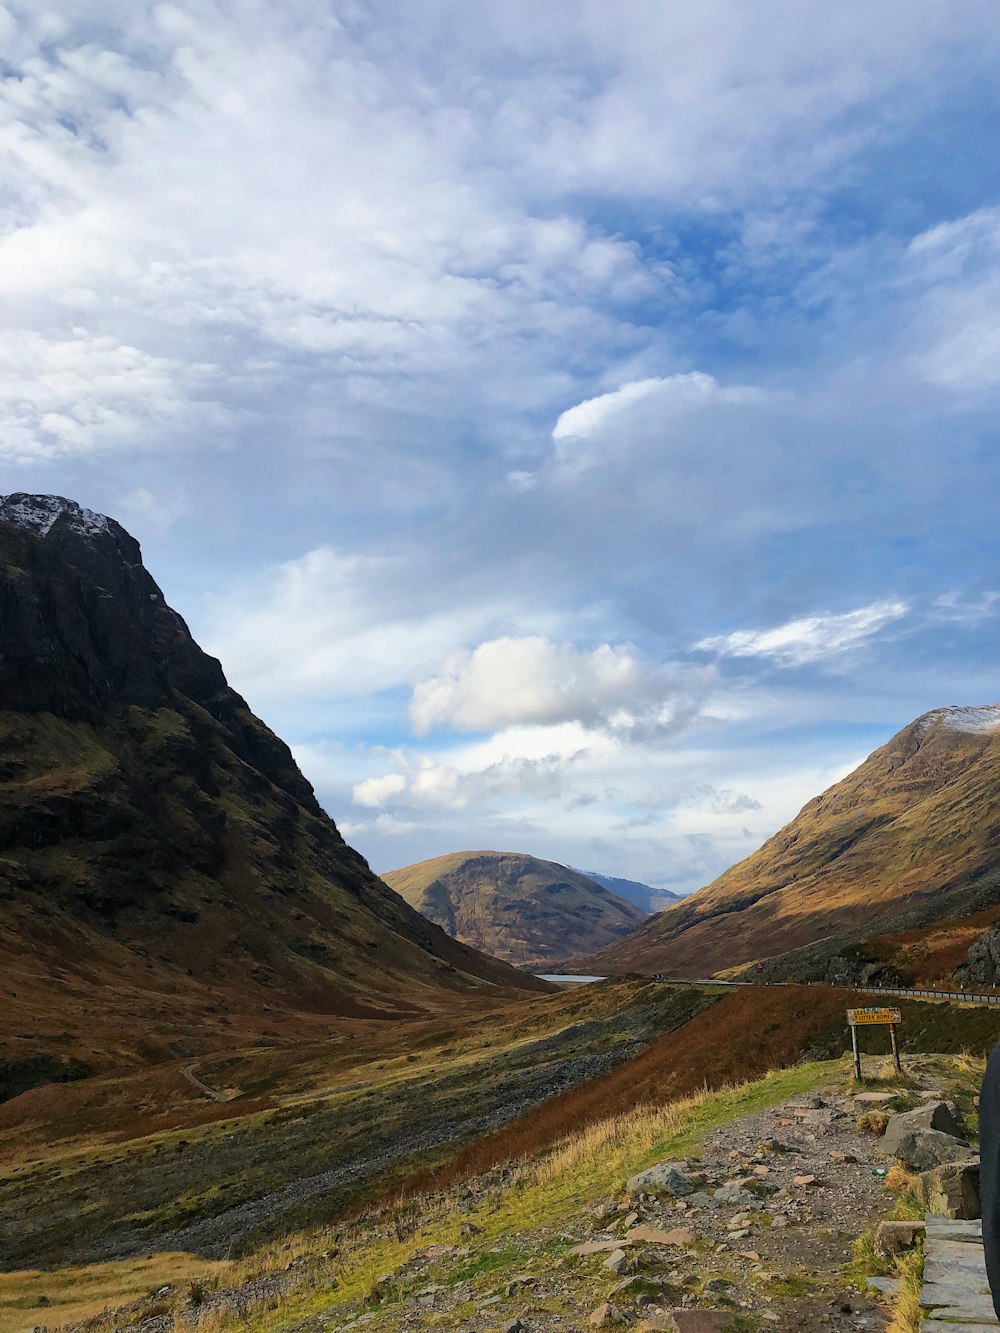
847;1007;901;1026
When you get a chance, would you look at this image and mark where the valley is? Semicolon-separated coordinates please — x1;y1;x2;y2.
3;496;1000;1333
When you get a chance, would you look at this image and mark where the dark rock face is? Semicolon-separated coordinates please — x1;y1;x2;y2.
0;495;544;1063
956;924;1000;986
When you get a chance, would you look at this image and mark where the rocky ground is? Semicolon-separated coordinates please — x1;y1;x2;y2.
89;1055;984;1333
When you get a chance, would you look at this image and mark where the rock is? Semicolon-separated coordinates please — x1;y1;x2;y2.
623;1211;640;1228
853;1091;896;1104
605;1247;629;1274
882;1102;967;1156
770;1214;789;1229
873;1219;925;1257
570;1239;632;1256
890;1128;972;1172
503;1322;526;1333
626;1225;698;1246
589;1303;615;1327
793;1174;819;1187
829;1150;857;1164
713;1184;753;1205
919;1156;981;1219
627;1162;702;1197
866;1276;900;1295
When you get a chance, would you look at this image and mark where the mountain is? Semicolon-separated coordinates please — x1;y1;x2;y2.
578;704;1000;981
580;870;683;914
0;495;545;1077
383;851;649;967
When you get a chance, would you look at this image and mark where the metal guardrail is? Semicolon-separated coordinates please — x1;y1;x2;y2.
652;976;1000;1006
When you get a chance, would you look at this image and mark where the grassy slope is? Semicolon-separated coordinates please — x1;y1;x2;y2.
582;708;1000;978
384;850;648;966
0;980;696;1268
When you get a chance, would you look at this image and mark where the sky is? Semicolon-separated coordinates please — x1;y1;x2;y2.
3;1;1000;894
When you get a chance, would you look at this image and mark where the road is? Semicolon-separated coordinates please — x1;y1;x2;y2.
653;976;1000;1006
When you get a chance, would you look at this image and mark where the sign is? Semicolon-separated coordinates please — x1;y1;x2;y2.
847;1007;901;1027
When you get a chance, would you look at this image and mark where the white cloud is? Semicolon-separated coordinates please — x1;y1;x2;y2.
550;372;769;471
697;599;909;667
352;773;408;808
409;635;713;739
204;546;542;704
0;331;228;462
902;209;1000;392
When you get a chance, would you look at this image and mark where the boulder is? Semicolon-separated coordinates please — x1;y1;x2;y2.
627;1162;703;1197
874;1219;925;1257
890;1128;972;1172
882;1102;966;1156
919;1157;981;1219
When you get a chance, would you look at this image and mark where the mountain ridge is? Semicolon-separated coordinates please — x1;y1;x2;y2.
577;702;1000;981
578;869;682;914
0;494;546;1077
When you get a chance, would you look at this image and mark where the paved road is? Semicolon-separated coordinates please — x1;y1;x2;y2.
180;1061;229;1102
920;1215;999;1329
653;977;1000;1008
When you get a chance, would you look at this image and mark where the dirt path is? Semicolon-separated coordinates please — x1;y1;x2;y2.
308;1074;926;1331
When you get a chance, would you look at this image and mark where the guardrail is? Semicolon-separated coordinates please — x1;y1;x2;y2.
651;976;1000;1006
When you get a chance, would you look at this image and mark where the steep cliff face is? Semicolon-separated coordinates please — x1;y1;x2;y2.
578;704;1000;980
384;850;648;967
0;495;545;1074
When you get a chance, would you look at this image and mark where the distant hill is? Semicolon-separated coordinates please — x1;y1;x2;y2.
0;495;546;1077
383;851;649;967
577;704;1000;983
580;871;682;914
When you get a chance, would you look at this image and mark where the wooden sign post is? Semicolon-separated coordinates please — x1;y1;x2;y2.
846;1007;902;1079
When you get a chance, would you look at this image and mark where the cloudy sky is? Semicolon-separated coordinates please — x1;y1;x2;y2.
4;1;1000;894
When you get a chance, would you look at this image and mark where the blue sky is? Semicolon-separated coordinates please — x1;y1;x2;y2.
3;0;1000;892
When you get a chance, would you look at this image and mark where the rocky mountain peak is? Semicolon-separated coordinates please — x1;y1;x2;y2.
0;492;115;540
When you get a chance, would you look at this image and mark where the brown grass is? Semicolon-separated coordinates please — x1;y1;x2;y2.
395;985;850;1195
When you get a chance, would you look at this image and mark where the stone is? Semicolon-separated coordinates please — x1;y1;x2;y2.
770;1214;789;1229
589;1303;615;1327
891;1129;972;1172
605;1247;629;1274
867;1276;901;1295
713;1184;753;1205
627;1162;702;1197
623;1211;640;1228
882;1103;967;1156
829;1150;857;1164
853;1091;895;1104
570;1239;632;1256
793;1174;819;1187
874;1219;925;1257
919;1157;981;1219
503;1322;525;1333
626;1225;698;1246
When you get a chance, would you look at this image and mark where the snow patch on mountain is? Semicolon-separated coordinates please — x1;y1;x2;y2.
0;493;112;539
921;703;1000;735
